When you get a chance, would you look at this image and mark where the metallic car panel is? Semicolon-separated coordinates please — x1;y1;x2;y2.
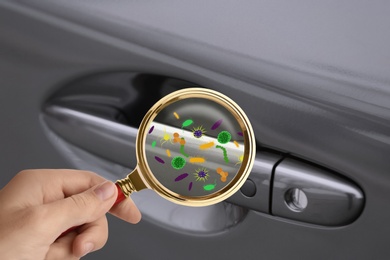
1;0;389;259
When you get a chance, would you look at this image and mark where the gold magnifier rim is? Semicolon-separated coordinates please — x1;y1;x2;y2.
136;88;256;206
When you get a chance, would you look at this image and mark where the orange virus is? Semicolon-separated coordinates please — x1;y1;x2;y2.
172;133;188;157
172;132;181;143
216;167;229;182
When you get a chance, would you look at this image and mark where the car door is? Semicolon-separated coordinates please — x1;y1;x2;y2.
1;1;389;260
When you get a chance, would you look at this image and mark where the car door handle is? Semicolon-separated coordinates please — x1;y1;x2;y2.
43;103;364;226
42;103;278;211
42;101;256;234
42;72;364;228
43;104;139;168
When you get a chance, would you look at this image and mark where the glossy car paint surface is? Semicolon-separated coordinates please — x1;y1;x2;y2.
0;1;389;259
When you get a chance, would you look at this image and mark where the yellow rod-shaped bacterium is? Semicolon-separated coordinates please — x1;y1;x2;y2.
199;142;214;150
234;141;239;148
166;149;171;157
173;112;180;119
190;157;205;163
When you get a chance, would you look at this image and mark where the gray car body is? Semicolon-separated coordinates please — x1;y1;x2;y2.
0;1;389;259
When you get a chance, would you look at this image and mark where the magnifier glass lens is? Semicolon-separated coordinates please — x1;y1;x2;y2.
145;98;246;197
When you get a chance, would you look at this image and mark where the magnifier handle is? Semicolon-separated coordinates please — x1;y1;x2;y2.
59;183;128;238
114;182;127;204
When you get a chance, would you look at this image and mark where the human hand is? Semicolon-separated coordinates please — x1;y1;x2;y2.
0;169;141;259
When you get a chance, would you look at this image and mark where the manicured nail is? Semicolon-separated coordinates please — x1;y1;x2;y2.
94;181;115;201
82;242;94;257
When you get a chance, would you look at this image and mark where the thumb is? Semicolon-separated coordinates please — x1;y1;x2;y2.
44;181;117;234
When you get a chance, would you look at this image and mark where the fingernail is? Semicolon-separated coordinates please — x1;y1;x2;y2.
82;242;94;257
94;181;115;201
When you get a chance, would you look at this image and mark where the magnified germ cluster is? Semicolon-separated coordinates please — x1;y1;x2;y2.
148;105;245;195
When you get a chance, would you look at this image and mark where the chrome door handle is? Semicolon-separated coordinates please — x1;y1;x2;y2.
42;72;365;228
42;103;279;213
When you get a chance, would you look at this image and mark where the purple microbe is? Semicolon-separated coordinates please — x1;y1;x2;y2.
192;126;206;139
237;132;243;136
155;156;165;164
188;182;193;191
198;171;207;178
211;119;223;130
149;125;155;134
175;173;189;182
193;130;203;138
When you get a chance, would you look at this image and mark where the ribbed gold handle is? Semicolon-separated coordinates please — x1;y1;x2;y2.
115;167;147;198
116;175;136;197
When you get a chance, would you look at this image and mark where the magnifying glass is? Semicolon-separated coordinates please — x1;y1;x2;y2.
61;88;255;236
114;87;256;207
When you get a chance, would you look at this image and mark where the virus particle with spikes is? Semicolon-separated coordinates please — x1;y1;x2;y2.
217;130;232;144
235;154;244;165
192;125;206;138
194;167;210;182
160;128;172;147
171;156;186;170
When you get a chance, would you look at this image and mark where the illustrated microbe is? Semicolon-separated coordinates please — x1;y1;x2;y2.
175;173;189;182
235;154;244;165
173;112;180;119
194;168;209;182
155;156;165;164
160;128;172;146
216;167;228;182
203;180;217;191
171;156;186;170
166;149;171;157
188;182;193;191
180;144;189;158
182;119;194;128
216;145;229;163
151;141;157;148
199;142;214;150
190;157;205;164
148;125;154;134
217;131;232;144
211;119;223;130
237;132;243;137
172;132;181;143
234;141;239;148
192;125;206;138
